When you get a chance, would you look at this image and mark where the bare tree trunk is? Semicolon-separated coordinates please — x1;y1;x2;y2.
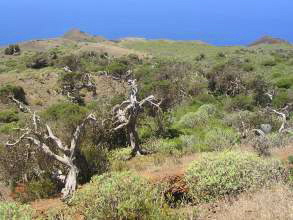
128;121;150;157
6;97;98;199
62;162;79;200
128;123;141;157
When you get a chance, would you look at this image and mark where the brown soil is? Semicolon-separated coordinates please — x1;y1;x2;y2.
30;198;63;213
140;154;198;183
271;145;293;161
249;36;290;47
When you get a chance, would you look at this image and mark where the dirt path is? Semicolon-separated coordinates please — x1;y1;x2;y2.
27;147;293;217
140;154;198;182
30;198;63;214
271;145;293;161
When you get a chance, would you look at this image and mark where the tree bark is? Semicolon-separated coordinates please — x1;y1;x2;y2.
62;162;79;200
128;123;141;156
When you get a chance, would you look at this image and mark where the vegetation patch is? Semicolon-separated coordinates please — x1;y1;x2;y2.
185;151;285;203
69;171;170;219
0;202;35;220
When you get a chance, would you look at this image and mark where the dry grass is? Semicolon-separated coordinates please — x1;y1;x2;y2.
196;184;293;220
271;145;293;161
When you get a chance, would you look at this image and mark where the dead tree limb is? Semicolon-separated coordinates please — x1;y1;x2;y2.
269;108;287;133
6;98;97;199
112;79;161;157
62;73;97;104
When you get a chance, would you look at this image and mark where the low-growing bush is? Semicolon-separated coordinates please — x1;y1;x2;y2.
224;95;254;111
185;151;285;203
224;110;281;133
0;202;35;220
0;122;19;134
274;76;293;89
178;104;218;129
0;84;27;104
272;89;293;108
179;135;198;153
0;109;18;123
157;138;183;156
108;148;132;161
242;63;255;72
26;52;51;69
4;44;21;55
107;148;131;171
27;178;58;200
42;102;88;132
69;171;169;219
143;138;183;157
203;127;239;151
261;55;277;66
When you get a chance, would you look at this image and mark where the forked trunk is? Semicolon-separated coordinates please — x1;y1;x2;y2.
129;129;141;157
128;122;149;157
61;163;79;200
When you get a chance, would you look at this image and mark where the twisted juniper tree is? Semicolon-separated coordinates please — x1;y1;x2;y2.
251;93;293;156
112;79;161;157
62;67;97;104
5;97;97;199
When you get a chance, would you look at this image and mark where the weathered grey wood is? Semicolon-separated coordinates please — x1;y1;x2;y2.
113;79;161;157
6;97;97;199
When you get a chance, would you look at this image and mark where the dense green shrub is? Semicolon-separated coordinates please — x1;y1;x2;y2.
207;63;246;96
0;202;35;220
224;95;254;111
107;148;132;171
0;84;27;104
195;53;205;61
261;55;277;66
217;52;226;58
26;52;51;69
272;89;293;108
108;148;132;161
70;171;168;219
0;109;18;123
0;122;19;134
274;76;293;89
134;58;197;109
157;138;183;156
179;135;198;153
242;63;255;72
178;104;218;129
180;109;207;128
203;128;239;151
80;145;109;179
42;102;88;130
106;61;129;77
57;54;81;71
288;155;293;164
27;178;58;200
224;110;281;133
4;44;20;55
249;75;271;106
185;151;285;203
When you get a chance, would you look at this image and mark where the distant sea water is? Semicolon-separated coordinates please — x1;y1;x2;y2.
0;0;292;46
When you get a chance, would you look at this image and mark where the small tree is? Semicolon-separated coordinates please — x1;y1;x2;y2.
5;97;97;199
112;79;161;157
61;70;97;105
4;44;21;55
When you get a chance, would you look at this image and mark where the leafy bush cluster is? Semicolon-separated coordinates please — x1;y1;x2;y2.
185;151;285;202
178;104;218;129
0;109;19;123
0;84;27;104
0;202;34;220
203;128;239;151
4;44;21;55
69;171;169;219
